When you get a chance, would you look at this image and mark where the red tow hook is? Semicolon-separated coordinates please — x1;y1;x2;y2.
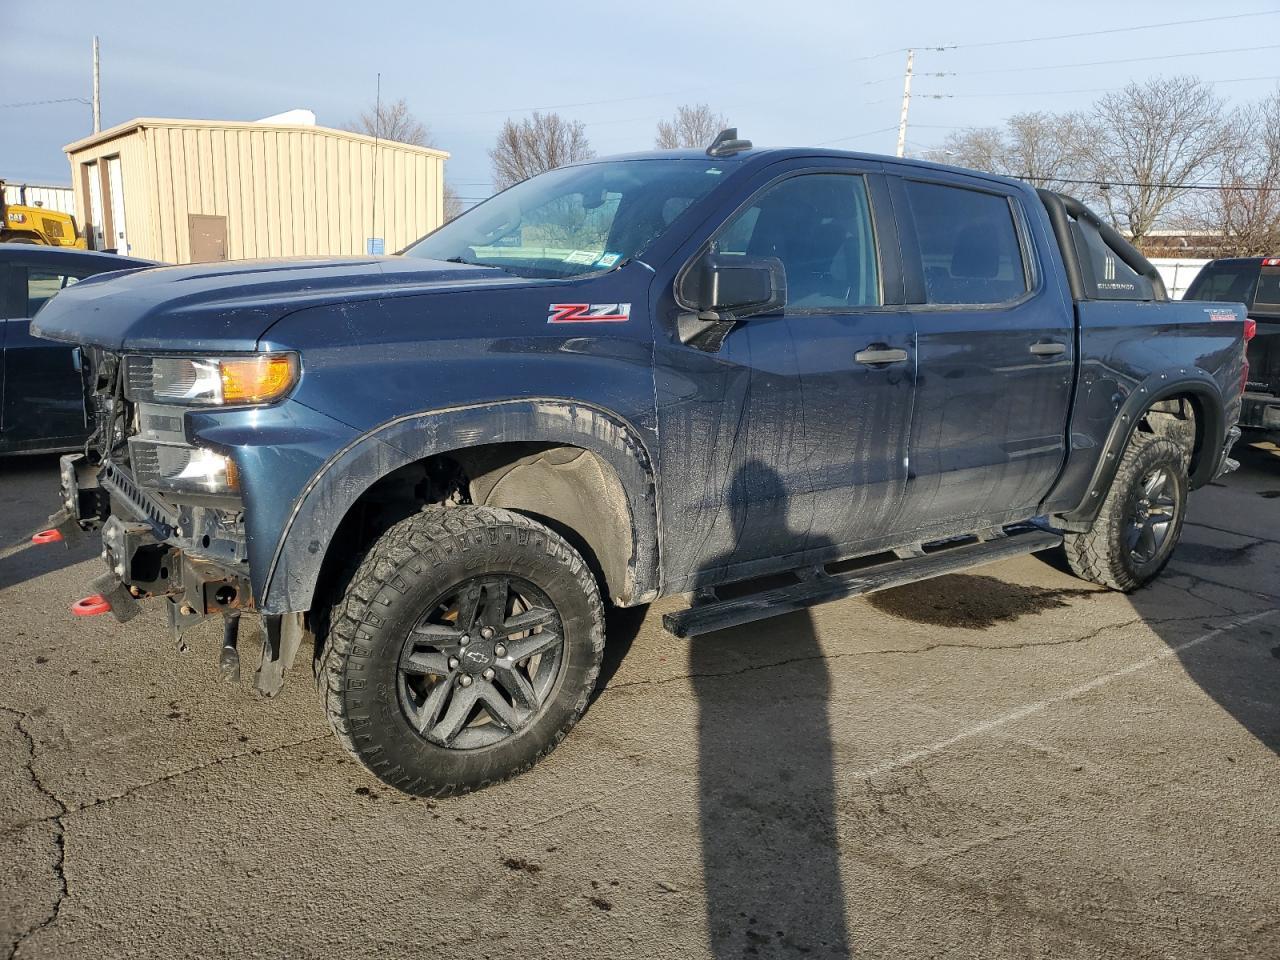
31;529;63;545
72;595;112;617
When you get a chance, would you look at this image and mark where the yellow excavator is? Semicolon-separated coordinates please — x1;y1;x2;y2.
1;180;86;247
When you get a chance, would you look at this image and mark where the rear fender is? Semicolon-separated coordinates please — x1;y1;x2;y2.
1057;368;1225;524
260;399;659;614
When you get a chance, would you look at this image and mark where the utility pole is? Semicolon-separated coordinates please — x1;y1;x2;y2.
896;48;914;158
92;36;101;133
370;71;381;254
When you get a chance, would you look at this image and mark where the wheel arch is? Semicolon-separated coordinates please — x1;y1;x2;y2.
1059;369;1226;525
259;399;660;616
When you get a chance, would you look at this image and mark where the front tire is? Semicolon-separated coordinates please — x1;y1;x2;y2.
1063;433;1189;591
318;506;604;796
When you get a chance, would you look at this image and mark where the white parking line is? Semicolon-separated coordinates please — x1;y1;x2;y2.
850;608;1278;781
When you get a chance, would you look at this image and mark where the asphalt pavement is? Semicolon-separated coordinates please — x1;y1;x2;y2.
2;442;1278;959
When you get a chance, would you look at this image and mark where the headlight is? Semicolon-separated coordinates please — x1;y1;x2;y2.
129;439;240;495
126;353;299;406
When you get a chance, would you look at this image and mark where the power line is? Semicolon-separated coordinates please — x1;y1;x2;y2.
932;74;1280;100
948;42;1280;77
1025;176;1278;193
431;91;688;118
0;96;90;109
814;126;900;146
381;15;1280;125
926;10;1280;52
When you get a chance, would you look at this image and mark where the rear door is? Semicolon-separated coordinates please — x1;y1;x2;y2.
888;172;1075;533
0;260;90;449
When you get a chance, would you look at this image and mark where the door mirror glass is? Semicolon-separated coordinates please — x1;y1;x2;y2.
679;253;787;318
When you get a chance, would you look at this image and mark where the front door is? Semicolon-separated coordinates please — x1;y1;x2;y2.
888;173;1074;532
653;165;915;589
0;262;90;450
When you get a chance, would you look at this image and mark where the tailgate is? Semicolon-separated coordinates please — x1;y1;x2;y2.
1246;319;1280;394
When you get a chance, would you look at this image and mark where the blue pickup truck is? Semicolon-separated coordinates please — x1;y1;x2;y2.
34;131;1246;796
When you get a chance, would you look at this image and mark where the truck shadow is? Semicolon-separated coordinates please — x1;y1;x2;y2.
689;463;851;958
0;454;97;592
1124;440;1280;756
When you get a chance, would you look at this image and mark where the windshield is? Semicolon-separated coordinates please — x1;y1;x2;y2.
404;159;728;279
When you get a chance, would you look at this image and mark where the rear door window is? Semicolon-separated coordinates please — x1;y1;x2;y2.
903;180;1029;306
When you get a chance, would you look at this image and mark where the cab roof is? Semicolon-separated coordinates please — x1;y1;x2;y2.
571;146;1031;192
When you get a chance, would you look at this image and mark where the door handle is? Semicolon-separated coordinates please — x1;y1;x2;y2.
1029;341;1067;357
854;347;909;365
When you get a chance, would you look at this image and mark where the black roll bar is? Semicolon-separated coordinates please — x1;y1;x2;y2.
1036;189;1169;302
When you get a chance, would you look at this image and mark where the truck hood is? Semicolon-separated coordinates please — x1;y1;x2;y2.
30;256;516;352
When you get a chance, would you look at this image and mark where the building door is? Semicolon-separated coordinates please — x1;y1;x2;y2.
106;156;128;254
84;162;106;250
188;214;228;262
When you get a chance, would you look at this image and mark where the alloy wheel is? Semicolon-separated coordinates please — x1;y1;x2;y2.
397;575;565;750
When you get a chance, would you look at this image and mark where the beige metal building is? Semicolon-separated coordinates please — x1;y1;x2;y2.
64;117;449;263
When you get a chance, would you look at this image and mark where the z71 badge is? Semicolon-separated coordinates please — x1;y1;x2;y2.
547;303;631;324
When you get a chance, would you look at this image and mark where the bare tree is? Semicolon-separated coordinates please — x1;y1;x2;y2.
1088;76;1228;242
344;98;463;224
925;111;1100;198
344;97;434;147
925;125;1005;173
1181;93;1280;257
655;104;729;149
443;186;463;222
489;112;594;190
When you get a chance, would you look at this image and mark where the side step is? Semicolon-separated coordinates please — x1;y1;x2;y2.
662;527;1063;638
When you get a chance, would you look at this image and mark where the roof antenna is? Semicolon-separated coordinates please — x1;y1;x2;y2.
707;128;752;158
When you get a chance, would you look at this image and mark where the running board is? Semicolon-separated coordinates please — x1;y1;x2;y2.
662;528;1063;638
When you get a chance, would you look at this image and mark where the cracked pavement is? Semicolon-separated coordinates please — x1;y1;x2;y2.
2;442;1279;960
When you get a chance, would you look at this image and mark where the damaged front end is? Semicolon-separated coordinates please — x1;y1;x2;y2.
51;348;307;696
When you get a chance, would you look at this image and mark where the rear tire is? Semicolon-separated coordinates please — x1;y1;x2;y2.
317;505;604;796
1063;433;1189;591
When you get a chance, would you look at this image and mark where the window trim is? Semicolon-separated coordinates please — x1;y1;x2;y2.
676;166;894;317
896;174;1043;312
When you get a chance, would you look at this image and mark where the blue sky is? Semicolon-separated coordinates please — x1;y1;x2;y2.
3;0;1279;207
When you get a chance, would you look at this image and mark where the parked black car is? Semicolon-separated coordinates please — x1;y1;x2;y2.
1183;257;1278;433
1;244;153;454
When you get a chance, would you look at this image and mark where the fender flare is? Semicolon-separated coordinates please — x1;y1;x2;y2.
1059;368;1226;524
259;398;660;614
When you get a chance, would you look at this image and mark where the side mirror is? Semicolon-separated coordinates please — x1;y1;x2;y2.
679;253;787;319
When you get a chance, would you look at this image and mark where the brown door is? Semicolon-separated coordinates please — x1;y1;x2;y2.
188;214;228;262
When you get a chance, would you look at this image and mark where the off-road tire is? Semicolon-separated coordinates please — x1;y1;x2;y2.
317;505;604;796
1063;433;1189;591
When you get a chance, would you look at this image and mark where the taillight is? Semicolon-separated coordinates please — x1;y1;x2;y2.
1242;318;1255;395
